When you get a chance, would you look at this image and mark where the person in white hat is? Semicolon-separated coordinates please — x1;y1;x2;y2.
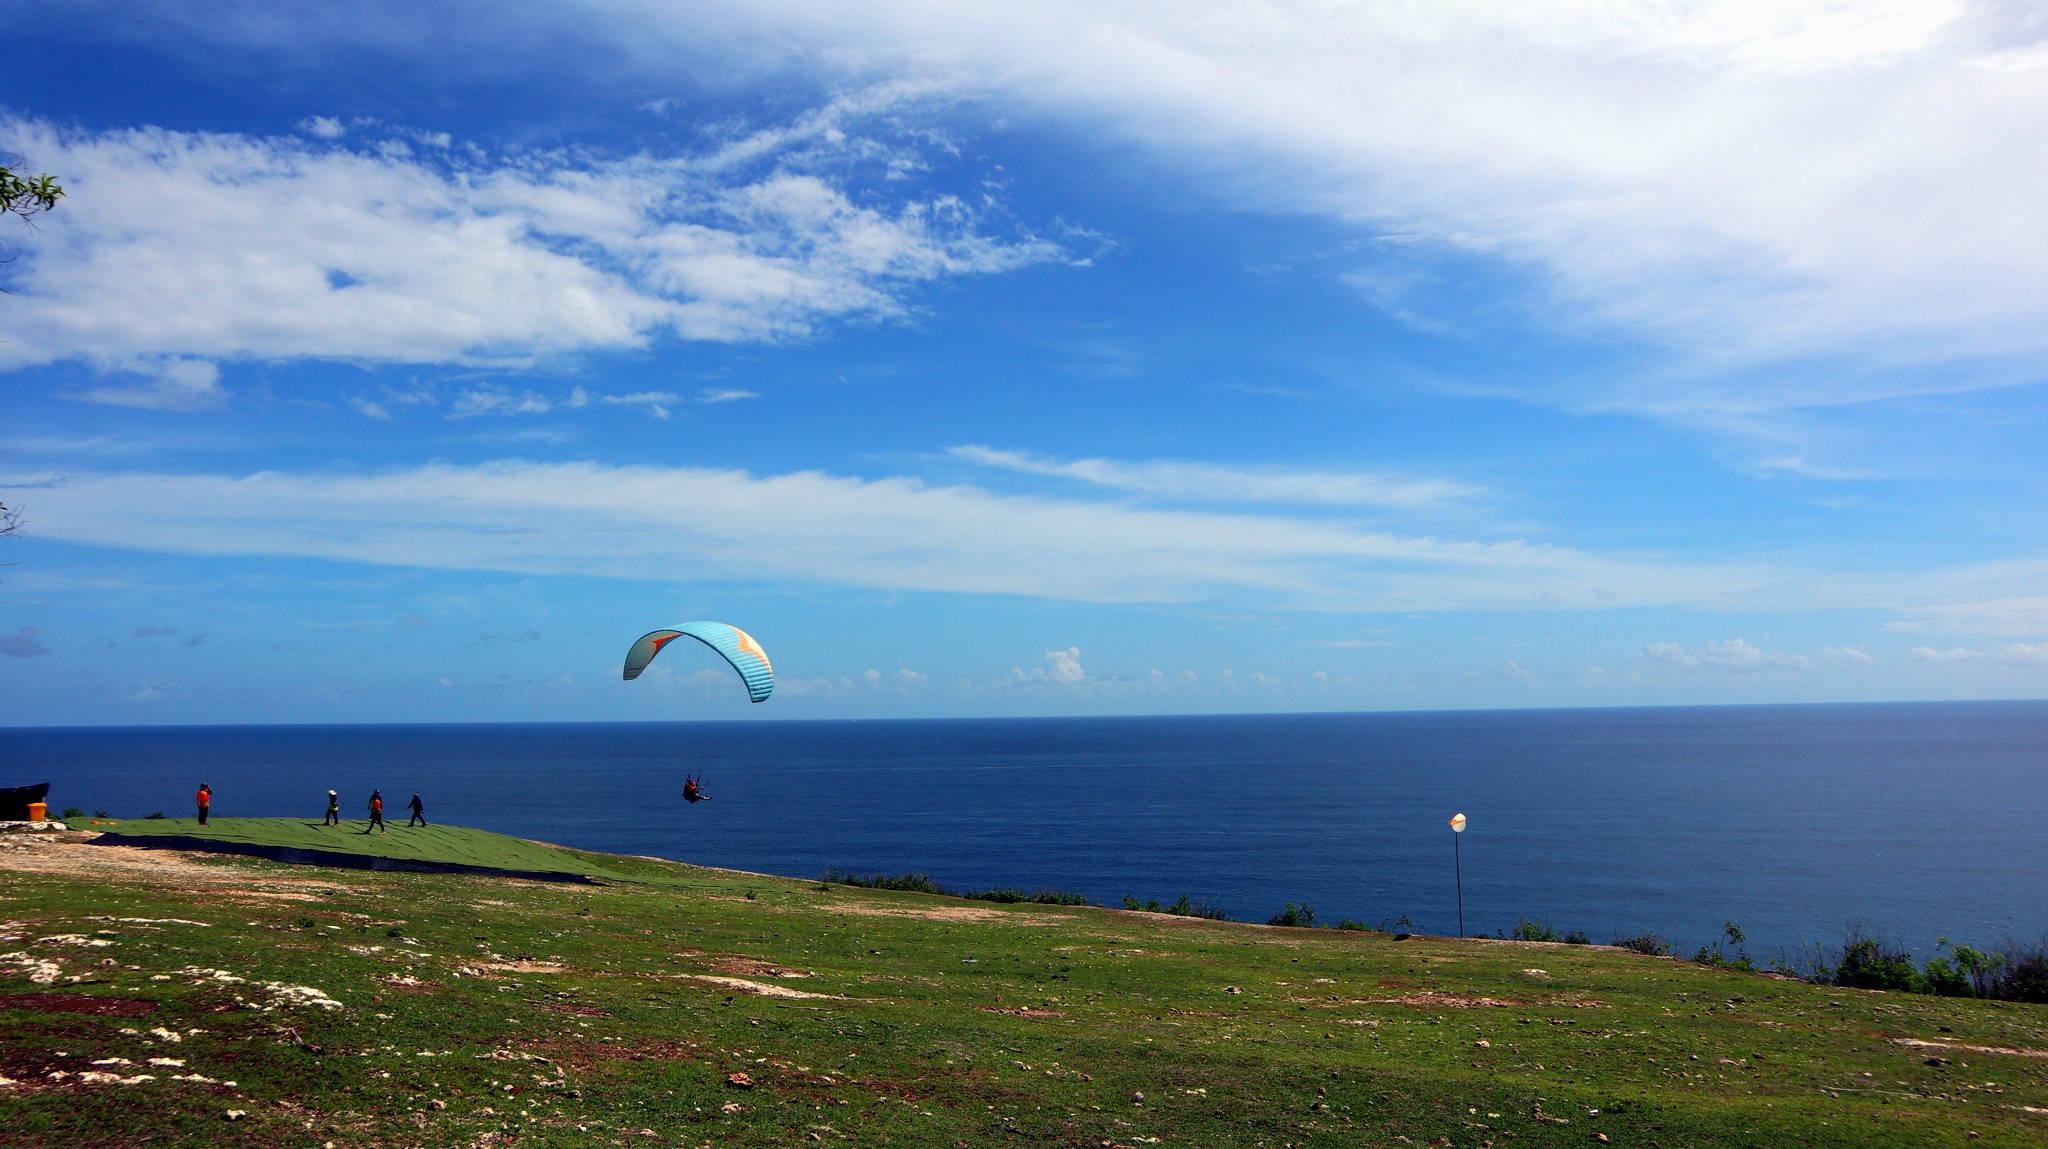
323;789;339;826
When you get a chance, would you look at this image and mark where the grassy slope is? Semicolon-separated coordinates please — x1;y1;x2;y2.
94;817;654;879
2;832;2045;1148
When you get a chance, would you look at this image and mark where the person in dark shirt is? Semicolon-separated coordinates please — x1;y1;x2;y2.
196;784;211;826
363;789;386;834
406;792;426;827
323;789;340;826
683;775;710;803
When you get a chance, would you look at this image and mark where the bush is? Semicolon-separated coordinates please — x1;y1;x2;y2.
1564;929;1590;945
1612;933;1670;956
145;812;165;819
1985;942;2048;1004
1032;890;1088;906
1834;934;1919;992
821;869;945;895
1509;918;1559;943
971;888;1030;904
1268;902;1315;928
60;807;83;820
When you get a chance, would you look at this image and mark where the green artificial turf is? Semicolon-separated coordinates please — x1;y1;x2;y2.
4;827;2046;1148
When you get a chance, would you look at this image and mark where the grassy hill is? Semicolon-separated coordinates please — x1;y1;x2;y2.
92;816;671;882
3;825;2045;1147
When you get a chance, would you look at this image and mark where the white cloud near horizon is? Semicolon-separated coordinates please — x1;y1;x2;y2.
947;445;1484;509
0;109;1060;398
7;460;1780;612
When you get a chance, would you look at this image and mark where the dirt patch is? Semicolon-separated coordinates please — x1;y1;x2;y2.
1893;1037;2048;1060
1362;992;1525;1009
542;1003;612;1017
0;835;346;900
700;956;813;979
978;1006;1067;1018
482;959;565;975
825;902;1065;924
0;992;156;1018
683;975;841;1000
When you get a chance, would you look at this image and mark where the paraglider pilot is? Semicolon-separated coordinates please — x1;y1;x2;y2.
683;775;711;804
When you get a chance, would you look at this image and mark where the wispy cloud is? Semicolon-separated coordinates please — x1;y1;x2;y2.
1;106;1062;391
7;460;1775;612
947;445;1483;509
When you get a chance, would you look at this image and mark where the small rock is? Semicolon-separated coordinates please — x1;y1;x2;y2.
430;1099;447;1109
1594;1135;1610;1145
1474;1040;1490;1048
1224;986;1243;994
1131;1091;1144;1102
1310;1101;1329;1112
728;1072;754;1088
224;1110;246;1121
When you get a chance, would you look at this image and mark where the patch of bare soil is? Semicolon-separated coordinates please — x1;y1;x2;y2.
482;961;566;974
825;902;1064;924
978;1005;1067;1018
1893;1037;2048;1059
682;975;841;1000
542;1003;612;1017
0;992;156;1018
0;834;346;901
1361;992;1525;1009
699;956;813;979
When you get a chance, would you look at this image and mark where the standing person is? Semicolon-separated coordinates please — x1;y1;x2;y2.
363;789;386;834
195;784;211;826
323;789;340;826
405;792;426;827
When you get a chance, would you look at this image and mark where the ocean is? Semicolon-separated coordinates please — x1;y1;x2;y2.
5;701;2044;963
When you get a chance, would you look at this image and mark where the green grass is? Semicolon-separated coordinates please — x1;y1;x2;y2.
4;827;2046;1148
95;816;656;880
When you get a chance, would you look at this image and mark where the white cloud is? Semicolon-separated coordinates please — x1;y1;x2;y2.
3;459;1779;611
524;0;2048;410
1886;596;2048;638
696;388;759;403
61;359;226;411
948;445;1482;508
0;109;1061;381
1640;637;1807;672
1910;642;2048;667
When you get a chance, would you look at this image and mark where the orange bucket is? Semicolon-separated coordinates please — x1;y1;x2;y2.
27;802;48;822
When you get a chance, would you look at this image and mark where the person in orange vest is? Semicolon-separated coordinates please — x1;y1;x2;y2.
196;784;211;826
363;789;386;834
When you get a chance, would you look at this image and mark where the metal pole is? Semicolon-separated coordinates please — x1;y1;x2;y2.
1454;829;1464;938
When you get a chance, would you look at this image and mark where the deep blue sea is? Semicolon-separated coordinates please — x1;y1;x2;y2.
5;702;2045;963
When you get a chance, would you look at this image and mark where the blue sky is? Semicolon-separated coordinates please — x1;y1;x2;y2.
3;0;2046;724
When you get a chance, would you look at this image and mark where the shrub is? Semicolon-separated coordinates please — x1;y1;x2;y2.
1268;902;1315;928
1032;890;1088;907
1335;919;1373;931
1509;918;1559;943
1834;933;1919;992
1612;933;1670;956
1564;929;1590;945
821;869;945;895
146;812;165;819
971;888;1030;904
1986;942;2048;1004
60;807;83;820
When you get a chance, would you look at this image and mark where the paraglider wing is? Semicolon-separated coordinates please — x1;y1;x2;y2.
622;621;774;703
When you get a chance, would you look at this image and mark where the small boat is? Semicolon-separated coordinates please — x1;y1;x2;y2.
0;782;52;821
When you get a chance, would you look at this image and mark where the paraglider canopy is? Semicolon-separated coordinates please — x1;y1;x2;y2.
623;621;774;703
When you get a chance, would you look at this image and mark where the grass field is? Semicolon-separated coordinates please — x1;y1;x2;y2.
3;826;2046;1148
92;817;664;881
